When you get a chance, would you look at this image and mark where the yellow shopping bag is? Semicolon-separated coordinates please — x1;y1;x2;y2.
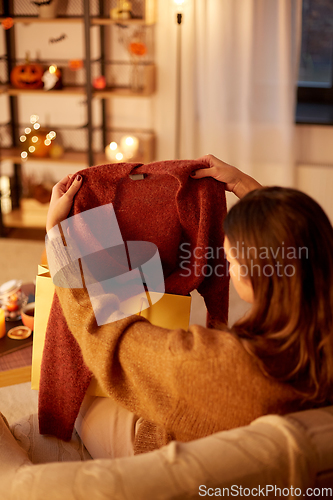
32;266;191;396
31;265;55;390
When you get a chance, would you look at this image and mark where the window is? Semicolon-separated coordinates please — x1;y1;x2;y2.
296;0;333;125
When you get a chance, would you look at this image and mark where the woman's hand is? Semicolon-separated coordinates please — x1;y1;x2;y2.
46;174;82;232
191;154;262;199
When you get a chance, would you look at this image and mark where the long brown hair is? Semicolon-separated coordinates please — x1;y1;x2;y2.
224;187;333;403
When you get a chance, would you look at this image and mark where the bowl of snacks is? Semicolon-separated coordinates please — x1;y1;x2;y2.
0;280;28;320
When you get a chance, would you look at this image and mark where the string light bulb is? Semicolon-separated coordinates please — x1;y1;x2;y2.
20;115;58;160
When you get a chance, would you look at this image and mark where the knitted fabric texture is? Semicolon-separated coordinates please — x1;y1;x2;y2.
39;160;229;440
53;286;307;455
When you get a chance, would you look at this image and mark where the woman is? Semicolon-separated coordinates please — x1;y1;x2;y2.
45;155;333;459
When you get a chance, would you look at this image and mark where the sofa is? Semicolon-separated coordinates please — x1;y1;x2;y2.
0;404;332;499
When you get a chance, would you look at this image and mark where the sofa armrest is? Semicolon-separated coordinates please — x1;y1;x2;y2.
286;406;333;488
0;411;318;500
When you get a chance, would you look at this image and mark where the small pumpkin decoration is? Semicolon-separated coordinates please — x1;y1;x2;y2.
128;41;147;57
1;17;14;30
69;59;83;70
10;54;44;89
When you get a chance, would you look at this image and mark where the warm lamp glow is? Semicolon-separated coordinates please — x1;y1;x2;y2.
126;137;134;146
49;65;57;74
120;135;139;160
116;152;124;161
105;141;121;161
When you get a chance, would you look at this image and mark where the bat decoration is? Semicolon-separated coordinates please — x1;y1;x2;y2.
49;33;67;44
32;0;53;6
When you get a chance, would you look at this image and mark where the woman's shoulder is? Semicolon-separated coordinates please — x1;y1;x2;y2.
179;323;261;369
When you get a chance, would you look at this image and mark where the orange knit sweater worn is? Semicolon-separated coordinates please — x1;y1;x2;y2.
40;160;305;451
55;285;304;455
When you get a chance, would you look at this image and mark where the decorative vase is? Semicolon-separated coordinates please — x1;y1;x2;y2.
35;0;59;19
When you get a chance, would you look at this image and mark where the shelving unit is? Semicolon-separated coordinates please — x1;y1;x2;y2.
0;0;156;234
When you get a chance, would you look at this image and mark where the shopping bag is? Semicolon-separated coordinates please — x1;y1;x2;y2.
87;291;191;396
31;266;191;396
31;265;55;390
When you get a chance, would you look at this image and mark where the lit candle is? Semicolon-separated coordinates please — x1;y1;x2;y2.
105;142;122;162
120;135;139;160
0;308;6;339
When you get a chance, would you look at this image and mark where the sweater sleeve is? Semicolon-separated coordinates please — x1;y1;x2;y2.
54;284;277;443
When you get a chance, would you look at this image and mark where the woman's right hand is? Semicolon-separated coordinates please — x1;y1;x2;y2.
46;174;83;233
191;154;262;199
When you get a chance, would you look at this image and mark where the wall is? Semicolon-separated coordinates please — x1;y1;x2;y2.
296;125;333;223
1;1;333;224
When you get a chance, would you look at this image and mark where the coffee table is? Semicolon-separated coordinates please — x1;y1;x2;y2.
0;283;34;387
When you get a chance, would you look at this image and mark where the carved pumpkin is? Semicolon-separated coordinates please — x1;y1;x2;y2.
10;60;44;89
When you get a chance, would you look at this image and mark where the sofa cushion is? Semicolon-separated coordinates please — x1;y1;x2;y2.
0;410;320;500
286;406;333;488
10;413;91;464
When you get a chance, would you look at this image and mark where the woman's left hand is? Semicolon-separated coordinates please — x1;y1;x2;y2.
46;174;82;232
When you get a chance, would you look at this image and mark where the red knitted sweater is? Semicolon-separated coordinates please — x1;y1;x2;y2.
39;160;229;440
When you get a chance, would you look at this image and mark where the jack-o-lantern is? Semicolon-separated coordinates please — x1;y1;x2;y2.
10;56;44;90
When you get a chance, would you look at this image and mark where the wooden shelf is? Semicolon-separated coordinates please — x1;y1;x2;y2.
1;132;155;165
91;17;153;26
93;87;154;98
0;16;83;24
1;148;89;165
2;82;155;98
0;17;154;26
1;1;156;234
6;86;86;96
3;198;49;229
